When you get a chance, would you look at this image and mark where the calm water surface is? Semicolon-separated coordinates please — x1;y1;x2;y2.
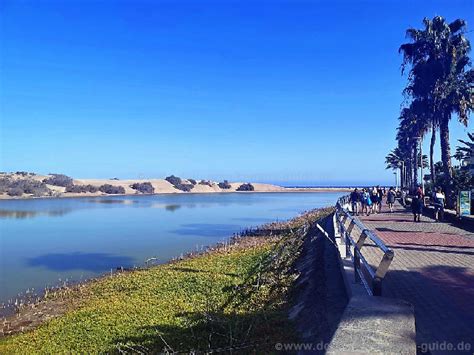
0;192;343;303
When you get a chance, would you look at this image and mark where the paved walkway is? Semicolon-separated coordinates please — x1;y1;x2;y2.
358;203;474;354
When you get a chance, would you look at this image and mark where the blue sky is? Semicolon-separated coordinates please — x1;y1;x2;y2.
1;0;473;186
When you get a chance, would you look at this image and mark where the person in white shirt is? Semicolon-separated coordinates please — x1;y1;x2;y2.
433;187;446;222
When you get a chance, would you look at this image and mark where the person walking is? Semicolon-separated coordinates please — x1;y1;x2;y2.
370;187;378;214
433;187;446;222
411;186;424;222
350;188;360;216
377;186;384;213
387;187;396;213
361;189;372;216
401;188;407;206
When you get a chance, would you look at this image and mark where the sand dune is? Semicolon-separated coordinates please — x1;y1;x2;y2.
73;178;285;195
0;173;352;199
0;173;286;199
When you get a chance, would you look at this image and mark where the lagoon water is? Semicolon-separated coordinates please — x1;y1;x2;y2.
0;192;343;303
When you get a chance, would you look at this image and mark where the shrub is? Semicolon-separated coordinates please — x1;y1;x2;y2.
130;182;155;194
218;180;232;189
1;178;51;197
0;178;11;192
65;184;99;193
7;187;23;196
98;184;125;194
174;183;194;192
22;181;50;195
166;175;194;192
236;183;255;191
188;179;197;185
198;180;213;187
43;174;73;187
165;175;182;186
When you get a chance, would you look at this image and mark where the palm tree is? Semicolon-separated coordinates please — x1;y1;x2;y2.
396;102;430;190
400;16;473;203
454;131;474;163
396;112;415;189
385;147;406;187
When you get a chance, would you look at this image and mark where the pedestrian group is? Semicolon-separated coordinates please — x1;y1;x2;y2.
349;185;446;222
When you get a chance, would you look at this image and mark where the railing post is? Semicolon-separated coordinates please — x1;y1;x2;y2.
372;277;382;296
354;251;361;283
347;220;356;236
356;229;369;250
345;235;350;258
336;195;394;297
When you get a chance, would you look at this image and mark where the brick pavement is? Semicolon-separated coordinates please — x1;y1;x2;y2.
357;203;474;354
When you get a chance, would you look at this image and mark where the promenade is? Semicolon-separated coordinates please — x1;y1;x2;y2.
358;203;474;353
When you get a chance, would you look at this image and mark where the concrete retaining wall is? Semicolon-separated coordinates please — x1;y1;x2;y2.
327;212;417;354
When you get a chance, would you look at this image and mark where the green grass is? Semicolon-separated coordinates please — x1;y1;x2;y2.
0;243;294;353
0;208;331;353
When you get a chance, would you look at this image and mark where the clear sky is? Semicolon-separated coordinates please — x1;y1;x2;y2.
1;0;473;186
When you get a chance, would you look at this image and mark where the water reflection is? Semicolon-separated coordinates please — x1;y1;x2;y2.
27;252;134;272
150;203;183;211
86;199;137;204
0;209;72;219
165;204;181;212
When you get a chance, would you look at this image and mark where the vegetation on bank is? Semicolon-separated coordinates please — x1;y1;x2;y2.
0;208;332;353
218;180;232;189
98;184;126;194
130;182;155;194
0;177;52;197
165;175;195;192
43;174;74;187
237;183;255;191
199;179;214;187
65;184;99;193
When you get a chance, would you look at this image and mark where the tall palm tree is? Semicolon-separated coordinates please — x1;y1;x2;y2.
400;16;473;203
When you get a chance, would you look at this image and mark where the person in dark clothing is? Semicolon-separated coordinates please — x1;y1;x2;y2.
376;186;384;213
350;188;360;216
370;187;379;214
411;186;424;222
387;187;396;212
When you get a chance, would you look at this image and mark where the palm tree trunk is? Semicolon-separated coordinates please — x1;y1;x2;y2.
412;142;418;192
439;117;453;207
430;128;436;185
407;159;412;190
439;118;452;178
403;164;407;188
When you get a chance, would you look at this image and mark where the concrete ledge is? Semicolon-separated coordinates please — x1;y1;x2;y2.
330;212;417;354
327;295;416;354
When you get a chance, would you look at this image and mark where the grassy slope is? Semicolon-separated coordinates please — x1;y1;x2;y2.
0;208;331;353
